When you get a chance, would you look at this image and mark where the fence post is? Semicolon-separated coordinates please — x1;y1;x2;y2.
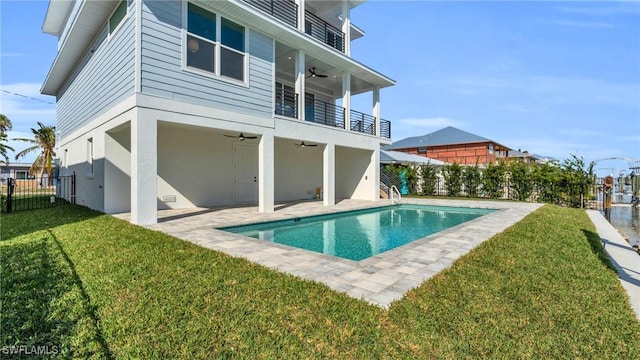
6;178;14;214
72;172;76;204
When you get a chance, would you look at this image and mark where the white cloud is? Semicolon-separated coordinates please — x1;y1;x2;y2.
451;75;640;108
549;19;616;28
499;105;547;113
397;117;464;128
555;4;640;17
390;117;465;142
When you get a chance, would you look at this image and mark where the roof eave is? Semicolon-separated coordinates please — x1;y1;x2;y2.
42;0;75;36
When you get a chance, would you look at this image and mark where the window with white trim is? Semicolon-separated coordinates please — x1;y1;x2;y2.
87;138;94;177
418;147;427;154
109;0;127;35
185;3;246;82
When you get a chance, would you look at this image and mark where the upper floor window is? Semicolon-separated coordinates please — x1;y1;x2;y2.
418;147;427;154
488;144;494;154
186;3;246;82
109;0;127;35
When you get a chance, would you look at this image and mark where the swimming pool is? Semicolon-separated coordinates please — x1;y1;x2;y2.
220;204;496;261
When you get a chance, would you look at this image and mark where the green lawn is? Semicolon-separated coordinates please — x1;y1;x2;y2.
1;204;638;358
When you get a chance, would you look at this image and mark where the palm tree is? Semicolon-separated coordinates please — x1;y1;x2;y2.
0;114;14;165
13;122;56;186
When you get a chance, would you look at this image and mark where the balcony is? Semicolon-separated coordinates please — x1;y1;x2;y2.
274;86;391;139
304;10;345;53
242;0;298;28
242;0;345;53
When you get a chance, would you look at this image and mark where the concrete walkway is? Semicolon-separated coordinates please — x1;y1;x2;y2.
119;199;542;308
587;210;640;321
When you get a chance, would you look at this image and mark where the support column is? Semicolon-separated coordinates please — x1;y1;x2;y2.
371;149;380;201
259;132;275;213
297;0;305;32
131;109;157;225
341;0;351;56
323;143;335;206
342;73;351;130
373;87;380;137
295;50;305;121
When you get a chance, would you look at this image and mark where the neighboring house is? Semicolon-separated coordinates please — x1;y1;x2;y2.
497;149;557;165
383;126;511;166
380;149;446;167
42;0;395;224
0;163;33;184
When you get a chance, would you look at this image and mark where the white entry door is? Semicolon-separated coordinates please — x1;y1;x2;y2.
233;142;258;204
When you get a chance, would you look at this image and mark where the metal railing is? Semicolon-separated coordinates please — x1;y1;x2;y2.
380;119;391;139
242;0;298;28
304;10;345;53
350;109;376;135
3;173;76;213
307;99;345;128
275;86;298;118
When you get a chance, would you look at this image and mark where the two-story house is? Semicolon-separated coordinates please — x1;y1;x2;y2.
42;0;395;224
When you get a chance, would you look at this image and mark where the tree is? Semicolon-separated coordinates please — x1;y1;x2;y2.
509;160;534;201
13;122;56;185
462;161;481;197
0;114;14;165
483;161;507;199
443;162;463;196
418;162;438;196
559;154;594;208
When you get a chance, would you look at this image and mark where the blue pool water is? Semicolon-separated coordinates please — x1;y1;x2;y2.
220;204;496;261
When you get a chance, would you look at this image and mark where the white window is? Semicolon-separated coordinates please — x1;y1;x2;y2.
87;138;94;177
109;0;127;35
488;144;494;154
185;3;246;82
16;170;28;180
418;147;427;154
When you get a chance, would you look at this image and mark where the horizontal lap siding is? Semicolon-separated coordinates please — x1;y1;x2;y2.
57;14;136;140
140;0;273;117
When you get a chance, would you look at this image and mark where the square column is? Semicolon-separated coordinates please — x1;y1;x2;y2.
341;0;351;56
371;149;381;201
296;0;305;32
131;109;157;225
323;143;335;206
259;132;275;213
342;73;351;130
373;87;380;137
295;50;306;121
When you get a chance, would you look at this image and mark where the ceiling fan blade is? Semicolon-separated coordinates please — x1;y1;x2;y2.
224;134;236;138
317;74;328;78
245;136;258;139
307;144;319;146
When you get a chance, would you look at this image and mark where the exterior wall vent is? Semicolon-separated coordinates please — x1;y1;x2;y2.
162;195;177;203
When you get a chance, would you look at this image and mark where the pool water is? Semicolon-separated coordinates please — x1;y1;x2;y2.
220;204;495;261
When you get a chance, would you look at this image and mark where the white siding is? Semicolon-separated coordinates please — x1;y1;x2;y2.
140;0;273;117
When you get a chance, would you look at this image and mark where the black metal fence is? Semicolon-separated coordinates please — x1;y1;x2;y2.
3;173;75;213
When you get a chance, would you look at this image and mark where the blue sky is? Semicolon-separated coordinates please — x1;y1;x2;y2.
1;0;639;177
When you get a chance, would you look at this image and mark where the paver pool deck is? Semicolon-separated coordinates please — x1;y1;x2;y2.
117;198;542;308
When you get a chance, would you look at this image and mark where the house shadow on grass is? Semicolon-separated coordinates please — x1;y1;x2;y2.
0;229;113;359
581;228;617;272
1;204;103;242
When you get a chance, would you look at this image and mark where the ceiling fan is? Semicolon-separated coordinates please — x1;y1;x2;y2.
295;141;318;148
224;132;258;141
307;67;328;78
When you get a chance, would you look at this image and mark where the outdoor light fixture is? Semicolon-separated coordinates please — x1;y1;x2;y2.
187;38;199;52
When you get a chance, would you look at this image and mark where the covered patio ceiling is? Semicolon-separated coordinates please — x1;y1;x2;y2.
275;42;379;97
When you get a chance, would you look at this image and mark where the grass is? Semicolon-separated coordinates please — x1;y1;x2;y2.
1;204;639;358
